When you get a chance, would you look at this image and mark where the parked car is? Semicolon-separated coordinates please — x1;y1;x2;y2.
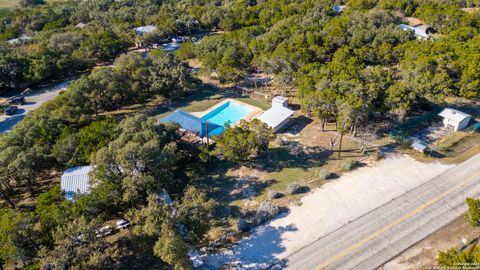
4;106;17;115
115;219;131;230
95;225;112;238
8;96;26;105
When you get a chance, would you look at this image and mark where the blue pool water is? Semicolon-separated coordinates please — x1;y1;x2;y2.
201;101;252;136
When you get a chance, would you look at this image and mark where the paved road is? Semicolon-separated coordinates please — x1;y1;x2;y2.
0;80;71;134
274;153;480;270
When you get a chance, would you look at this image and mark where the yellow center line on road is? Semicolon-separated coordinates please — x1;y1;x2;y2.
316;171;480;270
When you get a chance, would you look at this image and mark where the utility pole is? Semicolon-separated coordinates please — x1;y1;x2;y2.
205;122;210;147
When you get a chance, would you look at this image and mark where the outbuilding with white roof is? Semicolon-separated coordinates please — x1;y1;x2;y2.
438;108;471;131
134;25;157;35
257;96;294;132
7;35;32;44
60;165;93;200
398;24;429;39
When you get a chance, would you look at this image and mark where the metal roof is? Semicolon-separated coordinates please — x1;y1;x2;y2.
411;141;428;151
160;190;173;206
161;110;220;137
7;35;32;44
333;5;346;13
272;96;289;104
398;24;429;39
257;106;294;129
438;108;471;123
134;25;157;35
60;165;92;195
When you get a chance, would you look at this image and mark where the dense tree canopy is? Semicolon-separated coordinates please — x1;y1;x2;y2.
1;0;480;268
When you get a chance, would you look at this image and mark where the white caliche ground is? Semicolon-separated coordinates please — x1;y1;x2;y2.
203;154;454;269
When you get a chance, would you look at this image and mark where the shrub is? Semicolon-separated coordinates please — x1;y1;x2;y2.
256;201;280;224
319;169;331;180
267;190;283;200
236;218;250;232
287;143;302;157
275;136;284;146
466;198;480;227
285;182;302;195
214;205;231;218
341;159;358;171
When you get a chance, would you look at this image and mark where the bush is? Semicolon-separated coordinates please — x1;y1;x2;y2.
214;205;231;218
319;169;331;180
341;159;358;171
267;190;283;200
466;198;480;227
285;182;302;195
275;136;285;146
256;201;280;224
236;218;250;232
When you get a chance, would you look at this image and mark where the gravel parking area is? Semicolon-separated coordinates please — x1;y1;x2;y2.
203;154;454;269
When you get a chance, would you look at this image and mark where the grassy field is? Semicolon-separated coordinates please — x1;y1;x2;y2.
0;0;68;9
0;0;19;9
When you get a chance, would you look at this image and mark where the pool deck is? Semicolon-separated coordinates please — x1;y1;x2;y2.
191;98;264;124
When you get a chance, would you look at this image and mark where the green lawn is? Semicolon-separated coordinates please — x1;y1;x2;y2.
154;84;270;119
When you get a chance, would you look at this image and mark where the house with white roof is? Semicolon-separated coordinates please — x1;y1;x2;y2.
60;165;93;200
257;96;294;132
134;25;157;36
398;24;429;39
438;108;471;131
7;35;32;44
333;5;346;14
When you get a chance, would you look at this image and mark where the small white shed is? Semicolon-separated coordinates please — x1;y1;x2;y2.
398;24;429;39
7;35;32;44
257;96;294;132
60;165;92;200
411;141;428;153
438;108;471;131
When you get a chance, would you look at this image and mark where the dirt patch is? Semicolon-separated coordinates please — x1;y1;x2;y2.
462;7;480;13
381;213;480;270
204;154;453;268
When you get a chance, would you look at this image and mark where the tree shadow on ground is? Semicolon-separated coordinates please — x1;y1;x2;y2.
191;160;278;205
246;143;329;174
282;115;313;135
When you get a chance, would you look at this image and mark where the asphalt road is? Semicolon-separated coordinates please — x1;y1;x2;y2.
274;153;480;270
0;80;71;134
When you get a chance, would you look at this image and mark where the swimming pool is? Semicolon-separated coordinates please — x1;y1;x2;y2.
201;101;253;136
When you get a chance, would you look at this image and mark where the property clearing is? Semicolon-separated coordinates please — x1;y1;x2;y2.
203;154;453;269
